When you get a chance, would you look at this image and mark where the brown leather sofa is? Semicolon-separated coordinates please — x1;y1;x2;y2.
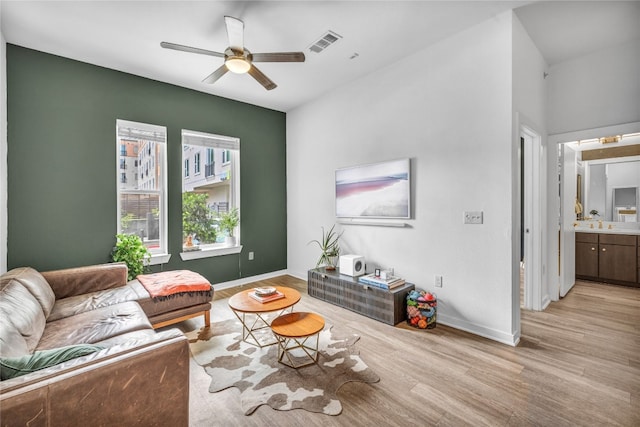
0;263;210;426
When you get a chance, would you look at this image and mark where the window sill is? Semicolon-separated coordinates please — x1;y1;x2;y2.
149;253;172;265
180;245;243;261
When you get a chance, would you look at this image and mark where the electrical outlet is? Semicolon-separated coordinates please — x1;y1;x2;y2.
464;211;483;224
248;251;254;261
435;275;443;287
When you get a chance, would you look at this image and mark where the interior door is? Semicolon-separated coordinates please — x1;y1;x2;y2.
560;144;577;297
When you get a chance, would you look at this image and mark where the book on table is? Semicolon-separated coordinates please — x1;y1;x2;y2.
358;274;405;290
249;290;285;303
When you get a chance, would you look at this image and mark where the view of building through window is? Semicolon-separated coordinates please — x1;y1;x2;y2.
182;129;239;249
116;120;167;255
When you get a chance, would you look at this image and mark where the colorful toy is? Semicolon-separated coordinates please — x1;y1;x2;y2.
406;289;437;329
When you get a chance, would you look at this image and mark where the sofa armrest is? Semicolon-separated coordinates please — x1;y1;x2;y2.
41;263;128;299
1;329;189;426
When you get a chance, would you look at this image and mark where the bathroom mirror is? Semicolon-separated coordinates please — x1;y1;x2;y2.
583;159;640;222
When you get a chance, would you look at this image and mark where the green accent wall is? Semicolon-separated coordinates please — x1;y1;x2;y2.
6;45;287;283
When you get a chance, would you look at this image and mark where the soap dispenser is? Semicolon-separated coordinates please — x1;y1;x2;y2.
598;219;603;229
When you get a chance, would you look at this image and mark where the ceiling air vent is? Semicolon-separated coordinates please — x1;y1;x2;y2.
308;30;342;54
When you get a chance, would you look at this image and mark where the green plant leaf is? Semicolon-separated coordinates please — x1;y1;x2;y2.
110;233;151;280
308;224;343;268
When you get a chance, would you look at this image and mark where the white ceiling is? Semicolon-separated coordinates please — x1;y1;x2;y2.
2;1;639;112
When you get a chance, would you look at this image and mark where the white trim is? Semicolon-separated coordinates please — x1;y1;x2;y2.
0;33;7;274
213;269;288;290
115;119;168;256
180;245;242;261
521;123;544;311
548;122;640;145
149;253;171;265
433;313;520;347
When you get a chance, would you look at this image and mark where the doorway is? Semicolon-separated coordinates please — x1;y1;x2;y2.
548;121;640;301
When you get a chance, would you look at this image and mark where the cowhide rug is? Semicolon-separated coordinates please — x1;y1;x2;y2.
186;317;380;415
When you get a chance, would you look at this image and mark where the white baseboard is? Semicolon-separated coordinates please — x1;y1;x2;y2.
213;269;289;291
437;313;520;347
286;269;307;281
541;294;551;310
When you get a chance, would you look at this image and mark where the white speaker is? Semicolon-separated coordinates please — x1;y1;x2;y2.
339;254;365;277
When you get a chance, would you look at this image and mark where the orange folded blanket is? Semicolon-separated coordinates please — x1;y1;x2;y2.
137;270;212;301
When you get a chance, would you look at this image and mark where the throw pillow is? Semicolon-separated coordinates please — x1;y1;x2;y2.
1;344;105;380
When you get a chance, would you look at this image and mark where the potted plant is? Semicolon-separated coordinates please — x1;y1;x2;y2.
110;233;151;281
309;224;343;270
219;207;239;246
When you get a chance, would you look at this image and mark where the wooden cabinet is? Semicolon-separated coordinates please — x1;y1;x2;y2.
598;234;637;284
308;267;414;325
575;232;638;287
575;233;599;279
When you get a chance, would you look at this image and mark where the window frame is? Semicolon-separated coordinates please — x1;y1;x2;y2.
116;119;170;265
180;129;241;260
194;152;201;175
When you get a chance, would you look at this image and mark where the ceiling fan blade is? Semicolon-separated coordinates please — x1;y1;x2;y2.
202;65;229;84
248;65;277;90
160;41;224;58
252;52;306;63
225;16;244;52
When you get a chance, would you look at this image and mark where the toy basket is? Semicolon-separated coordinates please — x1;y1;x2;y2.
406;289;437;329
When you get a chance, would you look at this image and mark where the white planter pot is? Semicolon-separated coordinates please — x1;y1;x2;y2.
225;236;236;246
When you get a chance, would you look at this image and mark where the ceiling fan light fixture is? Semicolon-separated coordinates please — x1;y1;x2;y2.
225;57;251;74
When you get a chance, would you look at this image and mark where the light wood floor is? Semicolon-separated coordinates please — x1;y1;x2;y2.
186;276;640;426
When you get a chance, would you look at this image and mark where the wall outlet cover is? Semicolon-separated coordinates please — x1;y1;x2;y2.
464;211;483;224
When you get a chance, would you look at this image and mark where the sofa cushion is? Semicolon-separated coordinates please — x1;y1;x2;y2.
1;344;104;380
0;279;47;355
36;301;152;351
1;267;55;318
48;285;140;322
0;319;30;358
48;279;213;323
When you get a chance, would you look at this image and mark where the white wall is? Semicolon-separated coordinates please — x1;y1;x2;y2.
1;28;7;274
547;39;640;135
288;12;518;345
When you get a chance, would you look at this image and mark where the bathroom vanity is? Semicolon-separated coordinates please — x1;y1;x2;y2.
575;230;639;287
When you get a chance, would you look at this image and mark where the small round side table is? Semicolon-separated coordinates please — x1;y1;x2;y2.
270;312;325;369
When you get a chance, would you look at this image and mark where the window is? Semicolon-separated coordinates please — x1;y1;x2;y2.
205;148;215;177
116;120;168;264
184;159;190;178
194;152;201;175
181;129;240;259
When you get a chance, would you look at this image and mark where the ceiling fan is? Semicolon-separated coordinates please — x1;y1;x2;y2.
161;16;305;90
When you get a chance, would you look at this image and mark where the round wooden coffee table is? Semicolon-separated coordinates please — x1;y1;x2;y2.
228;286;301;347
271;312;325;368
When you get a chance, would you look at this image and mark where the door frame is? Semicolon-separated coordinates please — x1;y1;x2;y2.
547;121;640;301
520;122;544;311
559;143;577;297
